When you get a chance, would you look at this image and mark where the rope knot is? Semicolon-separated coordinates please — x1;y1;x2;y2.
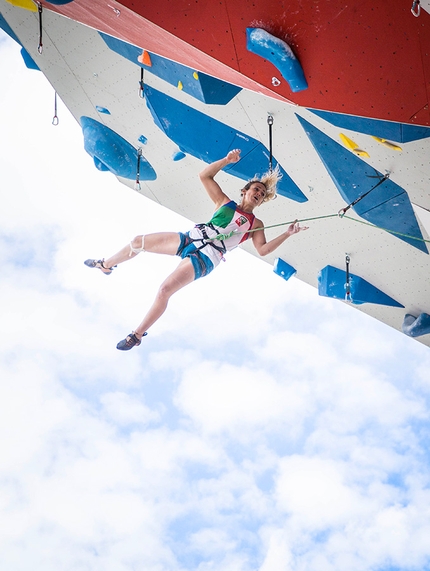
214;231;236;241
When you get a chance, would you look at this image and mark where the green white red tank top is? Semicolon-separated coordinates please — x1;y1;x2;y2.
206;200;255;251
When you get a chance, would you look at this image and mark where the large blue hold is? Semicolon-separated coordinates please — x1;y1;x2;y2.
246;28;308;93
402;313;430;337
144;85;307;203
309;109;430;143
318;265;404;307
80;116;156;181
99;33;241;105
296;115;428;253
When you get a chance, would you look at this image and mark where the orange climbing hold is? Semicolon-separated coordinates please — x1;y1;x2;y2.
138;50;152;67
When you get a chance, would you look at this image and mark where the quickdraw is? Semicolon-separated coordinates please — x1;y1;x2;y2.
345;254;352;302
338;171;390;218
267;114;274;173
37;2;43;54
139;68;145;99
135;148;142;191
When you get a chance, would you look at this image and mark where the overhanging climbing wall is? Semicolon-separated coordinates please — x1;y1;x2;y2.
1;0;430;346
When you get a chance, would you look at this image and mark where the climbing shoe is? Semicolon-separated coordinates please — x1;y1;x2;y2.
116;331;147;351
84;258;116;275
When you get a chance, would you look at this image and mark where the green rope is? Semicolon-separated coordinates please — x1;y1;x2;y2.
207;211;430;246
211;213;338;241
343;215;430;244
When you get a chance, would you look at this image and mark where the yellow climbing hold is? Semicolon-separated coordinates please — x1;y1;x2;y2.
372;136;402;152
193;71;199;80
177;80;184;90
339;133;370;157
6;0;37;11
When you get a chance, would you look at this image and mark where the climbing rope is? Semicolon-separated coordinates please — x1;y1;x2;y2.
343;214;430;244
210;213;338;242
204;211;430;245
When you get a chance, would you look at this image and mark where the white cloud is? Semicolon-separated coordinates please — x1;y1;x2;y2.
259;329;339;373
275;456;368;529
175;360;311;436
188;526;237;556
148;348;201;373
100;391;160;426
258;529;292;571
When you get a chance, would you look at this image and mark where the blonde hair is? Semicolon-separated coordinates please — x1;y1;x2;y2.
242;165;282;202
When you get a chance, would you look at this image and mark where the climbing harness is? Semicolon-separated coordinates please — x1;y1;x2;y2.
411;0;421;16
194;223;227;258
37;2;43;54
345;254;352;302
267;114;274;172
52;92;59;126
135;147;142;190
338;170;390;217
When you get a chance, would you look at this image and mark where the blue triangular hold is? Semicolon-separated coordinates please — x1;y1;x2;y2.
144;85;307;203
309;109;430;143
296;115;427;253
318;265;404;307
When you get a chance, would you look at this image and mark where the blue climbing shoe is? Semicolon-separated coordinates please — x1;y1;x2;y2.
116;331;147;351
84;258;116;275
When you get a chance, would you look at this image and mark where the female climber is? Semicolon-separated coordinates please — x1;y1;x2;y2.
84;149;308;350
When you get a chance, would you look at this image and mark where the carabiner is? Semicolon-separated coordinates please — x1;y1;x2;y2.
411;0;420;17
52;91;59;126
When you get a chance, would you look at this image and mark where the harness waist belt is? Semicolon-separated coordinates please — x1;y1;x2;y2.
195;223;227;255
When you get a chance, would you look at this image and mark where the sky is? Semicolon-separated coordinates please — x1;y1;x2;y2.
1;28;430;571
